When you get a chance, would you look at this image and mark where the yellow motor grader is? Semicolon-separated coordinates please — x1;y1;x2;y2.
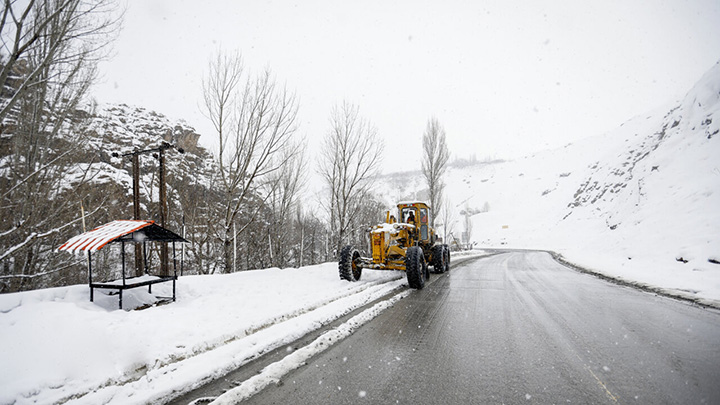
339;201;450;289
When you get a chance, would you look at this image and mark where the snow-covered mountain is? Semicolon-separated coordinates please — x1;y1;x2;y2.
84;103;217;213
373;61;720;306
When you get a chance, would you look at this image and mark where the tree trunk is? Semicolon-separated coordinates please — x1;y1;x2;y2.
223;233;233;274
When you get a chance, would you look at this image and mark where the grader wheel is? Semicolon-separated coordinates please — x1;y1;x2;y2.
405;246;426;289
443;245;451;272
432;245;446;274
339;245;362;281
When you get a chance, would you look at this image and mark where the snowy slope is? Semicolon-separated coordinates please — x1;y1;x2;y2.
381;61;720;306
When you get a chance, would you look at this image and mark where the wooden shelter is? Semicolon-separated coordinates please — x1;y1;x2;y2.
59;220;187;309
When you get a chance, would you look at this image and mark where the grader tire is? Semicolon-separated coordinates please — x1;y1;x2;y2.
339;245;362;281
432;245;445;274
444;245;451;272
405;246;425;289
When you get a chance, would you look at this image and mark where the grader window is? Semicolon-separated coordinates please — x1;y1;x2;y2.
402;208;417;224
420;208;429;240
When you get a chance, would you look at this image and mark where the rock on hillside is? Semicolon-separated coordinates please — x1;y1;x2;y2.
78;103;218;224
561;61;720;270
93;104;203;154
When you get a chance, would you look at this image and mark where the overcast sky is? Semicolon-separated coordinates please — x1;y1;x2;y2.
92;0;720;174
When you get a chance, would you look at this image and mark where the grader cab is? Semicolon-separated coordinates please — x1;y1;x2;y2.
339;202;450;289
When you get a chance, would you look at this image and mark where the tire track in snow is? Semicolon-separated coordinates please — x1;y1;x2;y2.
242;275;404;336
61;276;406;405
208;289;413;404
182;253;486;404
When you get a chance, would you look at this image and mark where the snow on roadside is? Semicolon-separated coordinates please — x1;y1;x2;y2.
0;263;405;405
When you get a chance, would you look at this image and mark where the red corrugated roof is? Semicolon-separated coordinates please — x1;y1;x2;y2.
58;220;154;253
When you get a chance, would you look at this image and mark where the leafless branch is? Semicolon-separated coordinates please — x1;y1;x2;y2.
319;101;383;252
421;117;450;226
201;51;301;273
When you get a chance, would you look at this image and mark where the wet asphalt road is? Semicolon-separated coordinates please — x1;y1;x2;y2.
240;251;720;404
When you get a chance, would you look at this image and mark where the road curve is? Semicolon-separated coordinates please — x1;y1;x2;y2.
241;251;720;404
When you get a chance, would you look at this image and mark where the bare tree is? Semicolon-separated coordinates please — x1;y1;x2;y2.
174;164;224;275
294;206;326;267
0;0;121;292
351;191;386;249
421;117;450;227
266;141;306;268
463;206;473;249
0;0;120;127
201;51;301;273
439;197;456;243
319;101;383;254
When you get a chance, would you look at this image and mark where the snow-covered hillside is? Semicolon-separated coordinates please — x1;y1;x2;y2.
88;103;218;206
375;61;720;306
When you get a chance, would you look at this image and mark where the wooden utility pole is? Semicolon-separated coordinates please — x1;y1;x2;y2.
158;146;169;276
132;154;143;277
114;142;183;278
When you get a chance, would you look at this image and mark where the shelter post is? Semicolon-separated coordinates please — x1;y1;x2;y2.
88;251;93;302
